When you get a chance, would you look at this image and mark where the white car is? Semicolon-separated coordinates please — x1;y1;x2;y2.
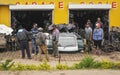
46;32;84;52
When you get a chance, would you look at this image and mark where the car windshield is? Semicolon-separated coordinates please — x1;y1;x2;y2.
58;36;76;47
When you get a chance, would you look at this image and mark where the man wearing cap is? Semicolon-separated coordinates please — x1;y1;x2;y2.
52;25;59;57
31;23;39;55
36;27;49;61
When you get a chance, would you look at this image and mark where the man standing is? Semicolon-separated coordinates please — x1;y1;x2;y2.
86;19;93;29
31;23;39;55
93;23;104;54
95;18;103;28
52;25;59;57
36;27;49;61
16;25;31;59
85;24;92;53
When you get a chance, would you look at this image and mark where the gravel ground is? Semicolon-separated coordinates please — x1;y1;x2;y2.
0;70;120;75
0;47;120;75
0;41;120;65
0;49;120;66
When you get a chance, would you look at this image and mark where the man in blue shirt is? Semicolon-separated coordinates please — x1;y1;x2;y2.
93;23;104;51
31;23;39;55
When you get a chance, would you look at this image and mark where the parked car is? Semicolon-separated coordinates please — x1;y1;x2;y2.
45;32;84;52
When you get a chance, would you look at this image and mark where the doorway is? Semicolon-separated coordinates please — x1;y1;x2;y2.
69;10;109;39
11;10;52;31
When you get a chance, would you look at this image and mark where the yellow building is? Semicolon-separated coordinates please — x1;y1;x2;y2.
0;0;120;28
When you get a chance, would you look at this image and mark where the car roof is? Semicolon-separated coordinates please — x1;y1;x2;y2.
59;33;77;37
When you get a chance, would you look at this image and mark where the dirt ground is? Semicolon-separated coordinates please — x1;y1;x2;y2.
0;49;120;66
0;47;120;75
0;70;120;75
0;41;120;65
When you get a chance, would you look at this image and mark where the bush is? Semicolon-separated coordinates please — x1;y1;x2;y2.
25;64;38;70
112;62;120;69
1;58;120;71
38;59;51;70
74;56;100;69
15;63;26;71
92;61;101;69
0;59;14;70
100;60;115;69
13;63;38;71
14;59;51;71
56;63;69;70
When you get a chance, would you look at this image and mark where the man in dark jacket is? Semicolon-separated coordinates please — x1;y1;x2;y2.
16;25;31;59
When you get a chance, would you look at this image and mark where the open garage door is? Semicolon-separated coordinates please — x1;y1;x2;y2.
68;4;111;40
9;5;54;31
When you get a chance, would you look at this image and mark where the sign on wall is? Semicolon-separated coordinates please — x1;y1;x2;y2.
15;1;117;8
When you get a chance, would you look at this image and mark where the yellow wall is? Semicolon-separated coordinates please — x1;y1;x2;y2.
0;0;120;27
108;0;120;27
0;5;10;26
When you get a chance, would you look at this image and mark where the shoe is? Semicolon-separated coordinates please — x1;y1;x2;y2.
55;55;59;58
39;59;42;61
36;54;39;56
95;50;98;54
22;57;25;59
81;50;84;53
51;54;55;57
32;53;35;56
46;59;49;62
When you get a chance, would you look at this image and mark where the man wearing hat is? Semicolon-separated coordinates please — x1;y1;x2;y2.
35;27;49;61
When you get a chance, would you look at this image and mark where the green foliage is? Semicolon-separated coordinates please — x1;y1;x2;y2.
114;62;120;69
9;64;17;71
38;59;51;70
72;56;119;69
1;58;120;71
0;59;14;70
92;61;101;69
25;64;38;70
10;63;39;71
74;56;100;69
100;60;115;69
16;63;26;71
12;59;51;71
56;63;69;70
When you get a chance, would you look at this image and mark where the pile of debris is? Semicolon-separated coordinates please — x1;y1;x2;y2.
0;24;18;51
0;33;6;49
0;24;13;35
102;26;120;52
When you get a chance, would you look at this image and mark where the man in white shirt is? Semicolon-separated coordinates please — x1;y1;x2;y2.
85;24;92;53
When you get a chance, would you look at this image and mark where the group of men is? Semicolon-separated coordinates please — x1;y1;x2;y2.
16;23;59;61
16;17;105;61
85;18;104;54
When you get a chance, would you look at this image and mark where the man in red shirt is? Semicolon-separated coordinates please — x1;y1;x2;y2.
52;25;59;58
